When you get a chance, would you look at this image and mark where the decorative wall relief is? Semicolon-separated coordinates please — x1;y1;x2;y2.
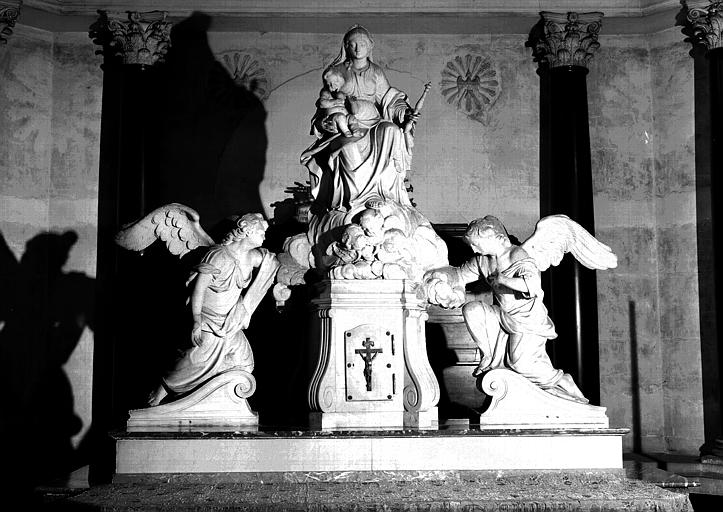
440;54;501;125
218;51;268;99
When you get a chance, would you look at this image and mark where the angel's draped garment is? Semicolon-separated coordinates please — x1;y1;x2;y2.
458;255;565;389
163;245;255;394
300;60;413;243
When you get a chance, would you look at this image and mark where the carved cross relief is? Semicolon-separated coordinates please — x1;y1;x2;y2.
344;324;395;401
355;337;383;391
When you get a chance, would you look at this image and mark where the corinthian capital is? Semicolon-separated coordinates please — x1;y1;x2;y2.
89;10;172;66
0;0;22;45
685;1;723;50
529;11;604;69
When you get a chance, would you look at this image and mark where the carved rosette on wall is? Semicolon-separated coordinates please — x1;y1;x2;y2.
686;1;723;50
529;11;604;69
89;10;172;66
0;0;22;45
218;51;268;99
440;54;501;125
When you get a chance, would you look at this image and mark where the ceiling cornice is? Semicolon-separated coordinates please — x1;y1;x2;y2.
22;1;683;18
16;1;688;34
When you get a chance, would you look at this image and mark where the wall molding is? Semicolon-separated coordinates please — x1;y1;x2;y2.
19;0;686;35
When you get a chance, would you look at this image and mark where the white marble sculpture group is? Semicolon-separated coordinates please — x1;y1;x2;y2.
114;25;618;431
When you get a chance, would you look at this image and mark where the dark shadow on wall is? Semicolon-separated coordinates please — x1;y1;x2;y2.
154;11;268;237
0;230;95;502
629;301;642;454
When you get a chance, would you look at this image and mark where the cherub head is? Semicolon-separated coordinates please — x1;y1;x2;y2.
223;213;268;247
464;215;509;256
358;208;385;238
322;67;346;93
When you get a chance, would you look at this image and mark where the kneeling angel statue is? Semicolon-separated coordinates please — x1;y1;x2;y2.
423;214;617;404
115;204;279;407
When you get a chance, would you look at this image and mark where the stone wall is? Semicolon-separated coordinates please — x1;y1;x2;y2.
0;25;102;451
589;34;663;453
650;28;705;454
588;29;705;454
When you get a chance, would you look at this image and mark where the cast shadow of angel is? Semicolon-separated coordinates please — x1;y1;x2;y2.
0;230;94;494
155;11;267;236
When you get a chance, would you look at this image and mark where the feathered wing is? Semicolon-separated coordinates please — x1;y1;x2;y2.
521;214;618;272
114;203;215;258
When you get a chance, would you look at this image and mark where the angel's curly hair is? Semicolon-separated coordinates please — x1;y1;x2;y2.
222;213;268;244
464;215;508;242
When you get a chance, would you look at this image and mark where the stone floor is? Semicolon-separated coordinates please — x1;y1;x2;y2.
22;452;723;511
33;469;695;511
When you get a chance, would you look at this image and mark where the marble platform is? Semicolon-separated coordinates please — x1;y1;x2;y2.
113;427;628;479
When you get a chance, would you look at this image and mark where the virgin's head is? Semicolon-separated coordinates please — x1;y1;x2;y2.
343;25;373;61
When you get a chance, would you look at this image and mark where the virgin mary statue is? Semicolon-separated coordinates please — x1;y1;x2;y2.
293;25;447;282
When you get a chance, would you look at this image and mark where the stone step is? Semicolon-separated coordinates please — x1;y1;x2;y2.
114;428;627;476
644;452;723;497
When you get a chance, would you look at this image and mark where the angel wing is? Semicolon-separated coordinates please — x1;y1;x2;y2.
521;214;618;272
114;203;215;258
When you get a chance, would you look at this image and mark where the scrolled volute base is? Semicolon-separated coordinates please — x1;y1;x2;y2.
127;369;258;432
478;368;609;429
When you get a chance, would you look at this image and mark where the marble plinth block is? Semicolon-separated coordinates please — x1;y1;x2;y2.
113;428;628;478
308;279;439;430
126;370;258;432
478;369;609;429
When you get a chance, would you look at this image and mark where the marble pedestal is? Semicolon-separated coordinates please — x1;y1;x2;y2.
113;427;628;479
308;279;439;430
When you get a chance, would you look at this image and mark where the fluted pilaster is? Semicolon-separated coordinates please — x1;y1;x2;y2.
89;10;171;67
529;11;603;69
0;0;21;45
686;1;723;50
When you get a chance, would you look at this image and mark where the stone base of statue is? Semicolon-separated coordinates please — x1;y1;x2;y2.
308;279;439;430
113;427;628;477
126;369;258;432
477;368;609;429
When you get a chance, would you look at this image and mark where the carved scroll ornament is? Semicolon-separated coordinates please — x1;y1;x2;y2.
0;1;21;45
89;10;172;66
530;11;603;69
686;1;723;50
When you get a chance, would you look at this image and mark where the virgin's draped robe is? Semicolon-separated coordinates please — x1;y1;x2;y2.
301;60;414;244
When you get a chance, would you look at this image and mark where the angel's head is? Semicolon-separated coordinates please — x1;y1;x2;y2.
222;213;268;247
464;216;509;255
